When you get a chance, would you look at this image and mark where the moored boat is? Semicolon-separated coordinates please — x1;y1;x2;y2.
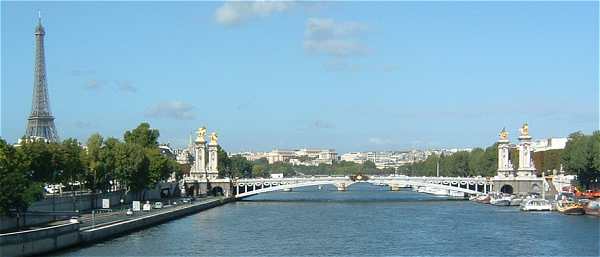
510;197;523;206
474;194;491;204
521;199;552;211
584;200;600;216
556;201;585;215
490;197;511;206
490;193;512;206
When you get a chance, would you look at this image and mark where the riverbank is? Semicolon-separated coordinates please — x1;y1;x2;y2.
0;197;234;257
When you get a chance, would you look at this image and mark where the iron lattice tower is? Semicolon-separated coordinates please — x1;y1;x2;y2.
25;16;58;142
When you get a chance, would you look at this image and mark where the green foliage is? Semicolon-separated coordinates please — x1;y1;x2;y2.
17;139;63;183
403;145;498;177
0;139;41;215
229;155;253;178
240;159;394;178
124;122;159;148
533;149;562;174
562;131;599;189
84;134;111;192
60;138;87;190
146;148;171;185
114;142;149;193
217;145;231;178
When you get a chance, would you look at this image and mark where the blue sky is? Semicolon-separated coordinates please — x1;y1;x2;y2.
1;1;598;152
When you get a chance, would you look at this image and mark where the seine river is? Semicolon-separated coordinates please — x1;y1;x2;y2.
53;183;598;256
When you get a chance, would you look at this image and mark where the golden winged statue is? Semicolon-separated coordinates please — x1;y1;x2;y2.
196;127;207;142
499;127;508;140
210;132;218;145
520;122;529;137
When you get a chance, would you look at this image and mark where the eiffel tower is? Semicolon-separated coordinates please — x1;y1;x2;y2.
25;14;58;142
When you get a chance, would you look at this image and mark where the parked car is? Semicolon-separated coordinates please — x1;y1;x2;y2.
154;202;163;209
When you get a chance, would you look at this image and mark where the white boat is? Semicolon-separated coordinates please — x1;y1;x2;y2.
510;197;523;206
490;194;512;206
448;191;465;198
521;199;552;211
430;188;448;196
415;186;447;196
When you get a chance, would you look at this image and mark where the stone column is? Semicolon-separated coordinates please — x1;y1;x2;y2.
207;143;219;180
496;128;513;177
517;123;536;177
190;127;207;180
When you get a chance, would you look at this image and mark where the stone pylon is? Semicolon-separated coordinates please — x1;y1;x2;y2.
190;128;207;179
25;16;58;142
497;127;513;177
517;123;535;177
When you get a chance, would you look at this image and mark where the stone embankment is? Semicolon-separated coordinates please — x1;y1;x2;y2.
0;197;233;257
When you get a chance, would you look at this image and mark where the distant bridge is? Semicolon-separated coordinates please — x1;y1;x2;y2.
233;175;492;199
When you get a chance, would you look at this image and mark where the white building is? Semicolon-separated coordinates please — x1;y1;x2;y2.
340;152;367;164
268;149;296;164
533;138;568;152
270;173;284;179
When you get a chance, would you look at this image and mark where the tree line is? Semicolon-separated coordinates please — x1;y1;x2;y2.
401;131;600;190
0;122;181;216
217;154;396;179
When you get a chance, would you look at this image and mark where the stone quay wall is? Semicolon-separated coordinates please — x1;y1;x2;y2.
0;223;80;257
0;182;178;232
0;197;233;257
80;197;233;243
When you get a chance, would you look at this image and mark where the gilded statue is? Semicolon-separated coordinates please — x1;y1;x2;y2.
196;127;207;142
520;122;529;137
210;132;218;145
499;127;508;140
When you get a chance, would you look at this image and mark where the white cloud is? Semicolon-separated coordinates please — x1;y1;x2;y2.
84;79;105;90
215;1;294;26
368;137;392;145
304;18;368;57
145;101;196;120
313;120;335;129
116;80;137;93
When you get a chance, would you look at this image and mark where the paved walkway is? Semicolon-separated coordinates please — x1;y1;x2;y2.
46;196;223;231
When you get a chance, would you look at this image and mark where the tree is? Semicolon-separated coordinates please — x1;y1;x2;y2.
562;131;598;189
124;122;159;148
146;148;171;185
84;133;112;194
363;160;377;171
0;139;42;221
60;138;87;192
481;144;498;177
592;131;600;174
17;139;63;183
468;148;485;176
217;145;232;178
114;142;150;197
251;165;270;178
229;155;253;178
100;137;120;191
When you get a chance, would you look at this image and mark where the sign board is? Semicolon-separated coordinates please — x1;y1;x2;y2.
132;201;141;211
102;199;110;209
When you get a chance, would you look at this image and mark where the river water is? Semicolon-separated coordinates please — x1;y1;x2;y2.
52;183;599;256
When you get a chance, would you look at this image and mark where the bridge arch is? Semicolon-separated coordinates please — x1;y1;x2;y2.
235;180;355;199
500;184;514;194
234;177;486;198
